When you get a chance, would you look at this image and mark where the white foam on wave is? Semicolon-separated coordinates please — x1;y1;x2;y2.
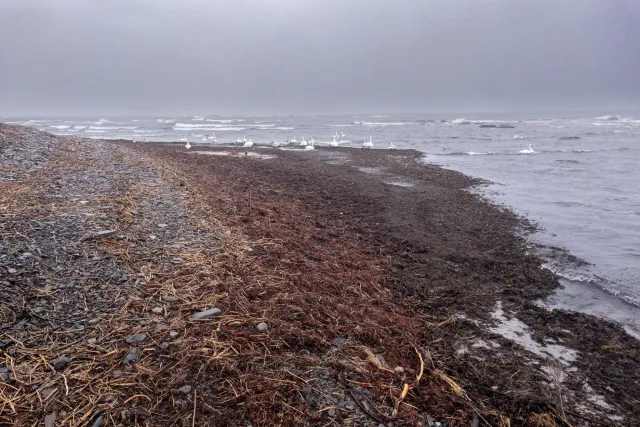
88;126;138;130
450;118;471;125
49;125;70;129
250;123;276;128
466;151;488;156
273;126;294;130
513;134;525;140
94;118;109;124
491;301;578;365
156;119;176;123
85;130;108;133
74;126;87;130
205;119;244;123
133;130;161;133
329;124;353;127
353;121;410;126
372;115;390;118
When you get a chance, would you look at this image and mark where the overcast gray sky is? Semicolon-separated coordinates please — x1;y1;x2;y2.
1;0;639;116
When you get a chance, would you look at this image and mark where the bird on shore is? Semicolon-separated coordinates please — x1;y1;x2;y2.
272;139;281;147
185;141;191;150
202;136;208;142
132;137;138;143
300;136;308;147
209;133;217;141
519;144;535;154
243;139;254;148
362;136;374;148
236;136;243;143
304;140;315;150
290;136;298;144
388;141;396;149
330;135;339;147
340;131;346;138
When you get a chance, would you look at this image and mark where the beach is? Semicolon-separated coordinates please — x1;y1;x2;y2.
1;124;638;425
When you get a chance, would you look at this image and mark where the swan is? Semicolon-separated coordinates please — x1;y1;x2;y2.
242;135;248;143
243;139;254;148
388;142;396;149
362;136;373;148
291;136;298;144
272;139;281;147
340;131;346;138
209;133;217;141
519;144;535;154
132;137;137;143
236;136;243;143
202;136;208;142
185;141;191;150
330;136;339;147
300;136;308;147
304;140;315;150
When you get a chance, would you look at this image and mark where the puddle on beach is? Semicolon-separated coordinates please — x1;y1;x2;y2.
490;301;578;365
191;151;276;160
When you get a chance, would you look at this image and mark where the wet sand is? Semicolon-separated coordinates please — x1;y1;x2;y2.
1;124;639;425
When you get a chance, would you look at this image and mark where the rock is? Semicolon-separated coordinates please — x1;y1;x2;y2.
159;341;169;350
169;330;179;338
328;409;337;417
0;372;9;382
162;295;179;302
52;356;70;370
394;366;404;373
44;412;56;427
256;322;268;332
41;387;58;399
157;223;168;228
189;307;222;321
155;323;169;332
122;347;141;365
112;370;123;379
125;333;148;344
90;414;104;427
177;385;192;394
88;318;100;325
33;306;44;314
151;306;164;314
7;268;17;274
88;338;97;344
95;230;118;237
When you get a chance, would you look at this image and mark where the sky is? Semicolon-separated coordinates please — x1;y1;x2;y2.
1;0;639;116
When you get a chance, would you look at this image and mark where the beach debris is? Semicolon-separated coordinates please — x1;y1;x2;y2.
151;306;164;314
256;322;268;332
41;387;58;400
189;307;222;320
44;412;56;427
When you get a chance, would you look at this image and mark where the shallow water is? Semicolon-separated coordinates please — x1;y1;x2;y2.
10;112;640;334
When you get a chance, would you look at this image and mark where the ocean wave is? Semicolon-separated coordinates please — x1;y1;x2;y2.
449;118;471;125
250;124;276;128
372;115;390;118
329;124;353;127
554;159;580;164
49;125;70;129
94;118;110;124
133;130;162;133
444;151;494;156
73;126;87;130
156;119;176;123
273;126;294;130
595;115;624;121
88;126;138;130
559;136;580;140
353;121;411;126
513;134;525;140
85;130;108;133
205;119;245;123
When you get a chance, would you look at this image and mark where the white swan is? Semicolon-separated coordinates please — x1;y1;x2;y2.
304;140;315;150
236;136;243;143
242;135;248;143
291;136;298;144
209;133;217;141
340;131;346;138
243;139;254;148
272;139;281;147
362;136;373;148
330;136;339;147
202;136;208;142
132;137;137;143
300;136;308;147
388;142;396;149
519;144;535;154
185;141;191;150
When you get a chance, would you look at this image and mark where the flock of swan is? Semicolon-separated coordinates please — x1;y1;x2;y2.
179;131;398;151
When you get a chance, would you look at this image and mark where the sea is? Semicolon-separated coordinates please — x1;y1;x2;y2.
5;112;640;337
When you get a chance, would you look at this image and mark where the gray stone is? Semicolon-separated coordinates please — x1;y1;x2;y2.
256;322;268;332
151;306;164;314
41;387;58;399
52;356;70;370
177;385;192;394
112;370;123;379
169;330;179;338
157;223;168;228
95;230;118;237
7;268;17;274
188;307;222;321
90;414;104;427
88;318;100;325
123;347;141;365
328;409;337;417
162;295;180;302
125;333;147;344
0;372;9;382
159;342;169;350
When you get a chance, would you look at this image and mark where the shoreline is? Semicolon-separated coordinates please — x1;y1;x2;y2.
1;124;638;425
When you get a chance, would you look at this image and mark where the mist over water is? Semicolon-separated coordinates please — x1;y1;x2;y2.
8;111;640;336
